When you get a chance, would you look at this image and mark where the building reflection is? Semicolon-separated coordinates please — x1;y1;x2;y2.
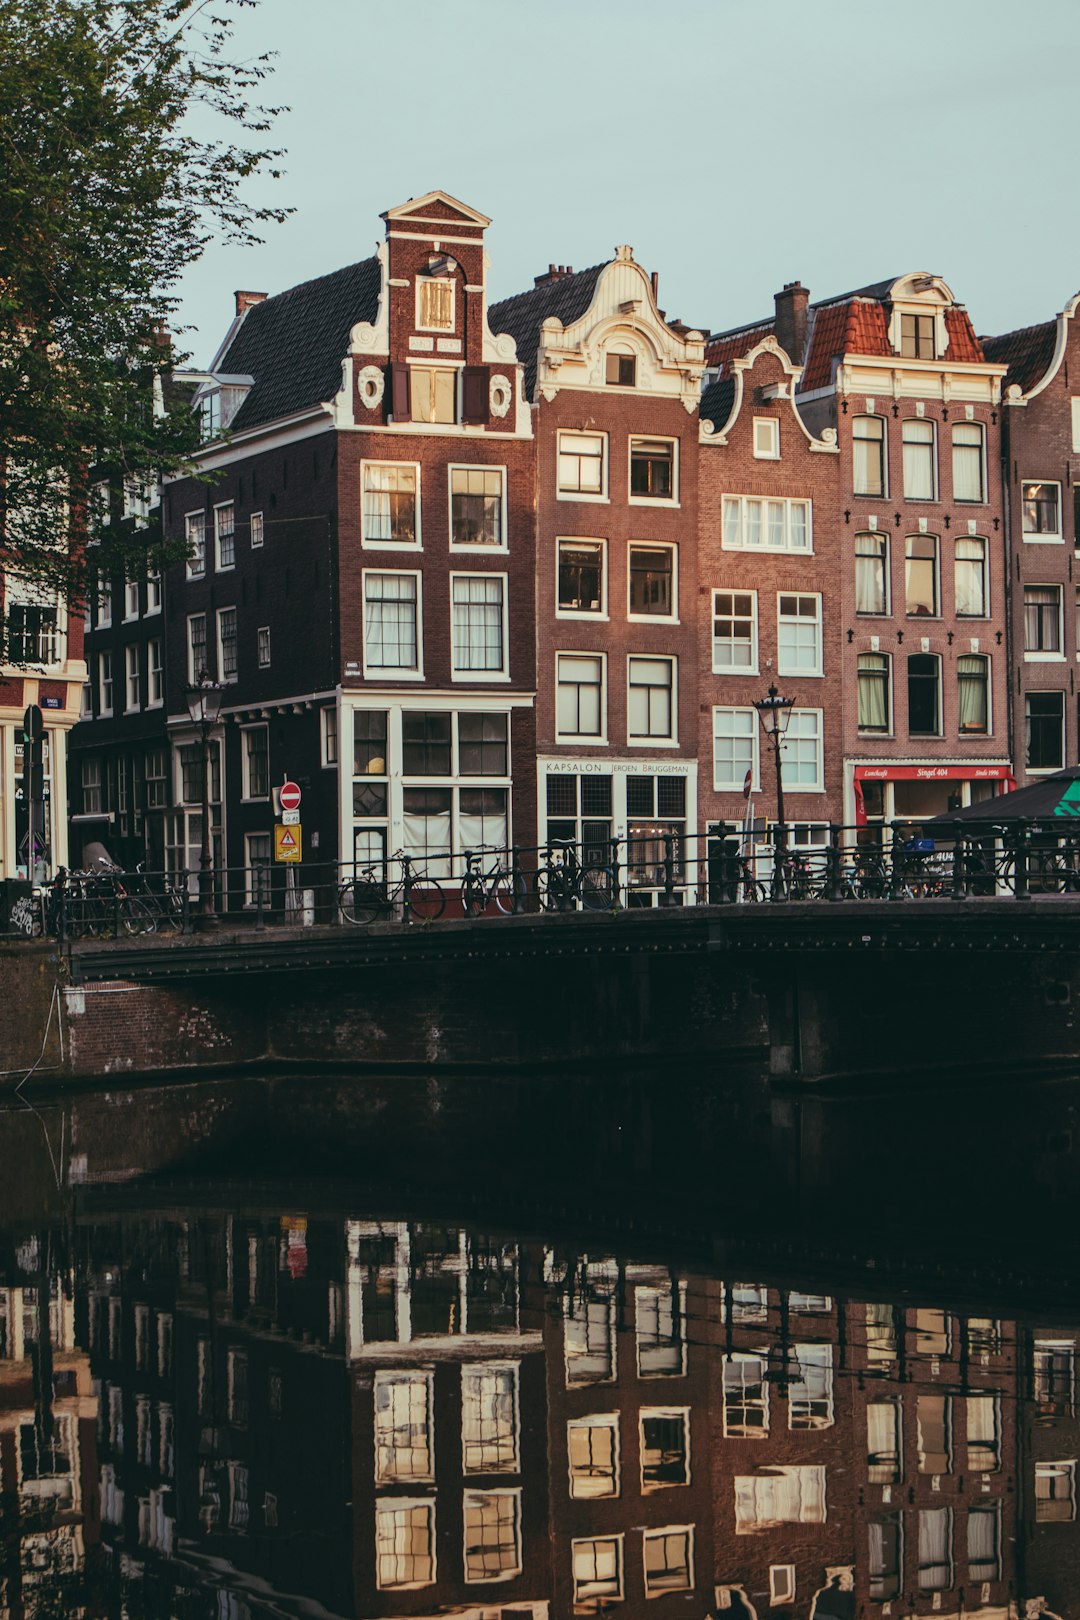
2;1197;1078;1617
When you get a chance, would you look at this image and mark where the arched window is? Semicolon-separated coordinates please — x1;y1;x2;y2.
957;655;989;734
605;343;636;387
857;653;891;733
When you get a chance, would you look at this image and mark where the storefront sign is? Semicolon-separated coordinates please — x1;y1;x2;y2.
854;764;1014;783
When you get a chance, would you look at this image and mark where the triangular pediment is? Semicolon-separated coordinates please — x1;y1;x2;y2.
381;190;491;228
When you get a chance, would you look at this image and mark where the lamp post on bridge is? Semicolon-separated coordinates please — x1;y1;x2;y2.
185;670;223;931
754;684;795;897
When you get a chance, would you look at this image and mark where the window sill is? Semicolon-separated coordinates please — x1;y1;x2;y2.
555;736;608;747
722;543;815;557
557;610;609;622
362;668;425;681
852;490;887;501
1022;535;1064;544
449;544;508;556
1028;766;1065;776
627;738;680;749
1024;653;1066;663
855;611;891;619
954;498;987;506
452;671;511;683
778;669;824;680
858;731;894;738
628;496;680;510
556;492;609;504
362;541;423;552
712;665;759;678
627;613;679;626
715;783;760;796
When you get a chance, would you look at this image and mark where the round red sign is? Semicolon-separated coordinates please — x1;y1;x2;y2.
279;780;302;813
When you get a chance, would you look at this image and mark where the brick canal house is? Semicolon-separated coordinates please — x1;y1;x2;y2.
984;295;1080;789
488;251;706;902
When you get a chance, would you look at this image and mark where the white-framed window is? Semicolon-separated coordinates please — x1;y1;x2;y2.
146;746;168;809
628;543;677;620
362;462;420;548
753;416;779;459
257;626;271;669
635;1284;686;1377
250;511;264;549
1073;397;1080;453
712;589;757;673
572;1535;623;1610
867;1399;901;1483
321;705;338;767
375;1372;433;1483
557;538;606;617
606;345;637;386
450;465;506;548
1024;584;1063;657
244;833;272;909
788;1344;833;1428
462;1363;518;1475
735;1466;825;1532
410;365;457;425
450;573;507;677
462;1489;521;1584
952;421;986;502
98;575;112;627
146;571;162;614
98;651;113;716
640;1408;690;1490
629;436;677;503
869;1514;902;1601
557;653;605;741
187;613;207;684
124;580;139;621
185;511;206;578
902;418;937;501
730;1283;768;1322
214;502;235;570
722;495;811;552
918;1506;953;1592
858;652;891;733
375;1498;436;1589
1022;479;1062;540
900;311;936;358
713;707;758;793
80;680;92;719
788;1291;831;1314
565;1263;617;1385
217;606;238;683
627;656;676;744
777;593;822;676
416;275;455;332
1036;1460;1076;1523
955;536;988;616
966;1394;1001;1473
363;571;421;676
853;414;887;497
81;758;102;814
780;709;823;791
1034;1340;1075;1415
968;1501;1001;1582
643;1526;694;1597
906;534;940;616
147;639;163;708
558;430;607;500
241;724;269;801
723;1352;768;1437
917;1394;952;1474
567;1414;619;1499
124;644;140;711
769;1566;796;1606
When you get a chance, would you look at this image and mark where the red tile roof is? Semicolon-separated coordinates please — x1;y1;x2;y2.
800;297;986;392
944;307;983;363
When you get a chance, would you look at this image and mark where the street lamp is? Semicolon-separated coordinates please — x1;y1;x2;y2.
185;669;223;930
754;684;795;898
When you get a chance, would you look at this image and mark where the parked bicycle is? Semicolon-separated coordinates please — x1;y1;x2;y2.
59;860;158;938
533;844;617;913
460;848;525;917
337;852;446;925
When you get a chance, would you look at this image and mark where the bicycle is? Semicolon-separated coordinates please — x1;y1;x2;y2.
533;845;617;913
338;852;446;925
460;849;525;917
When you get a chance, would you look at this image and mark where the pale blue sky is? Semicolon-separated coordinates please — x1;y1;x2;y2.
176;0;1080;364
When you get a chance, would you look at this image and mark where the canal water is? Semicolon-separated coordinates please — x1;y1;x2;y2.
0;1069;1078;1619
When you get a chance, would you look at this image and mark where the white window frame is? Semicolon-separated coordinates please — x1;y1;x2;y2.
146;571;162;615
461;1362;520;1476
213;501;236;572
1072;398;1080;454
770;1566;796;1606
556;652;607;744
952;421;986;504
241;723;270;802
321;705;338;767
556;537;608;620
1023;583;1065;661
557;429;609;503
257;625;271;669
567;1413;620;1499
713;706;759;793
1035;1459;1077;1523
642;1524;694;1598
98;650;113;717
628;435;679;507
362;569;423;680
639;1407;691;1492
250;510;264;549
123;580;140;622
753;416;780;459
723;1351;769;1438
627;542;678;623
787;1343;834;1429
635;1282;687;1378
185;510;206;579
147;638;163;708
571;1534;624;1610
124;643;140;712
712;589;759;676
361;460;422;551
98;576;112;628
375;1497;437;1590
902;417;938;502
416;274;455;333
187;612;207;685
461;1487;522;1585
780;711;823;793
448;464;508;552
1022;479;1063;542
450;571;509;681
627;655;677;746
216;606;238;685
374;1370;434;1485
777;592;823;677
722;494;813;554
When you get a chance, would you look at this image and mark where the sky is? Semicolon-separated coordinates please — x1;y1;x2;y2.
176;0;1080;365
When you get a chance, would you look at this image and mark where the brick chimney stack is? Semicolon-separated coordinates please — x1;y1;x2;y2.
235;290;268;316
533;265;574;287
774;281;809;364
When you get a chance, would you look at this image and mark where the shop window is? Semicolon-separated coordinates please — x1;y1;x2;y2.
402;712;450;775
458;712;508;775
545;771;612;861
402;788;452;874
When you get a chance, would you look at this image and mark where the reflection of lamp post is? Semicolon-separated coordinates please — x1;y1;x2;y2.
185;670;223;930
753;684;795;828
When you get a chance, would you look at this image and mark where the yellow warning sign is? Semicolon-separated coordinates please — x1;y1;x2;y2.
274;823;302;863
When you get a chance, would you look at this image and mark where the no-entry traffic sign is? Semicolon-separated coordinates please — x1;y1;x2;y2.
278;780;302;814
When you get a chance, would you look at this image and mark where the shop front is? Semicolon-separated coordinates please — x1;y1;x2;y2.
537;757;698;905
848;761;1014;838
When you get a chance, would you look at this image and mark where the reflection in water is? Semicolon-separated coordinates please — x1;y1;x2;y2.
0;1087;1077;1618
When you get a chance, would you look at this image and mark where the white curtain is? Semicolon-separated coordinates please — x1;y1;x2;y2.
453;577;503;670
918;1507;951;1589
955;537;985;614
953;423;985;501
957;656;988;732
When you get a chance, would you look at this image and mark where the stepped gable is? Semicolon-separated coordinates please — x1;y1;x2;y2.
217;257;382;432
488;262;608;396
982;319;1058;396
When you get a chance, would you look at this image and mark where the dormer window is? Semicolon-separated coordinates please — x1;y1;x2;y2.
900;314;935;360
417;276;454;333
606;350;636;387
199;390;221;441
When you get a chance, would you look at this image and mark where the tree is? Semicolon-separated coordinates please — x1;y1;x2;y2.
0;0;289;604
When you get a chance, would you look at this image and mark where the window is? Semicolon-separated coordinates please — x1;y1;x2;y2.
902;419;937;500
559;431;606;497
145;570;161;615
462;1364;518;1474
867;1400;901;1483
640;1410;689;1488
723;1352;768;1437
244;833;271;908
81;759;102;815
7;603;58;664
952;422;985;502
853;415;887;496
636;1285;685;1377
568;1415;618;1498
186;511;206;577
853;532;889;617
124;580;139;621
966;1395;1000;1472
125;644;140;711
957;655;989;734
572;1536;623;1609
630;437;676;500
451;575;505;675
1036;1460;1076;1522
565;1277;616;1385
908;654;941;736
375;1373;432;1482
955;536;987;616
722;494;811;552
463;1490;521;1583
730;1283;768;1322
417;275;454;332
364;573;420;673
788;1290;831;1314
146;639;163;708
80;681;92;719
401;711;449;775
1022;480;1061;538
780;710;823;790
1034;1340;1074;1415
242;726;269;800
227;1350;248;1426
858;653;891;733
558;539;606;615
713;707;757;792
627;656;675;743
1027;691;1065;771
628;544;675;618
712;590;757;673
217;606;237;683
250;511;264;549
788;1344;833;1428
410;366;456;424
917;1394;951;1474
557;654;605;739
901;312;936;358
916;1307;950;1357
99;650;113;715
257;626;271;668
753;416;779;458
214;503;235;570
1024;584;1062;654
643;1527;693;1596
322;706;338;767
362;464;419;546
967;1318;1000;1357
869;1515;902;1601
146;747;167;809
777;593;821;676
905;534;939;615
376;1499;435;1588
458;712;509;775
187;613;207;683
968;1502;1001;1581
867;1302;897;1362
918;1507;952;1591
450;467;504;546
735;1466;825;1532
606;349;635;386
199;390;221;440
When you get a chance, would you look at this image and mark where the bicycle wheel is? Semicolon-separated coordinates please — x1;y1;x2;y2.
533;867;565;913
339;880;383;925
579;865;616;912
460;875;485;918
408;878;445;922
121;897;157;936
493;870;526;916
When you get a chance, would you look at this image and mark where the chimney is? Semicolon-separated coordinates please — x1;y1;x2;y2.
533;264;574;287
774;280;809;363
235;290;268;316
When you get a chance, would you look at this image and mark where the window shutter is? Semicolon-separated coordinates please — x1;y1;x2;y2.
462;366;488;425
390;363;409;421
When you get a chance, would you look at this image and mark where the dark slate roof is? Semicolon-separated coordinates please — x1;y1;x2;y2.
217;257;381;432
488;263;608;396
699;376;736;433
981;320;1058;396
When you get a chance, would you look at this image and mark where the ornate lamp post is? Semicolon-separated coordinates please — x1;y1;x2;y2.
754;684;795;896
185;670;223;930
